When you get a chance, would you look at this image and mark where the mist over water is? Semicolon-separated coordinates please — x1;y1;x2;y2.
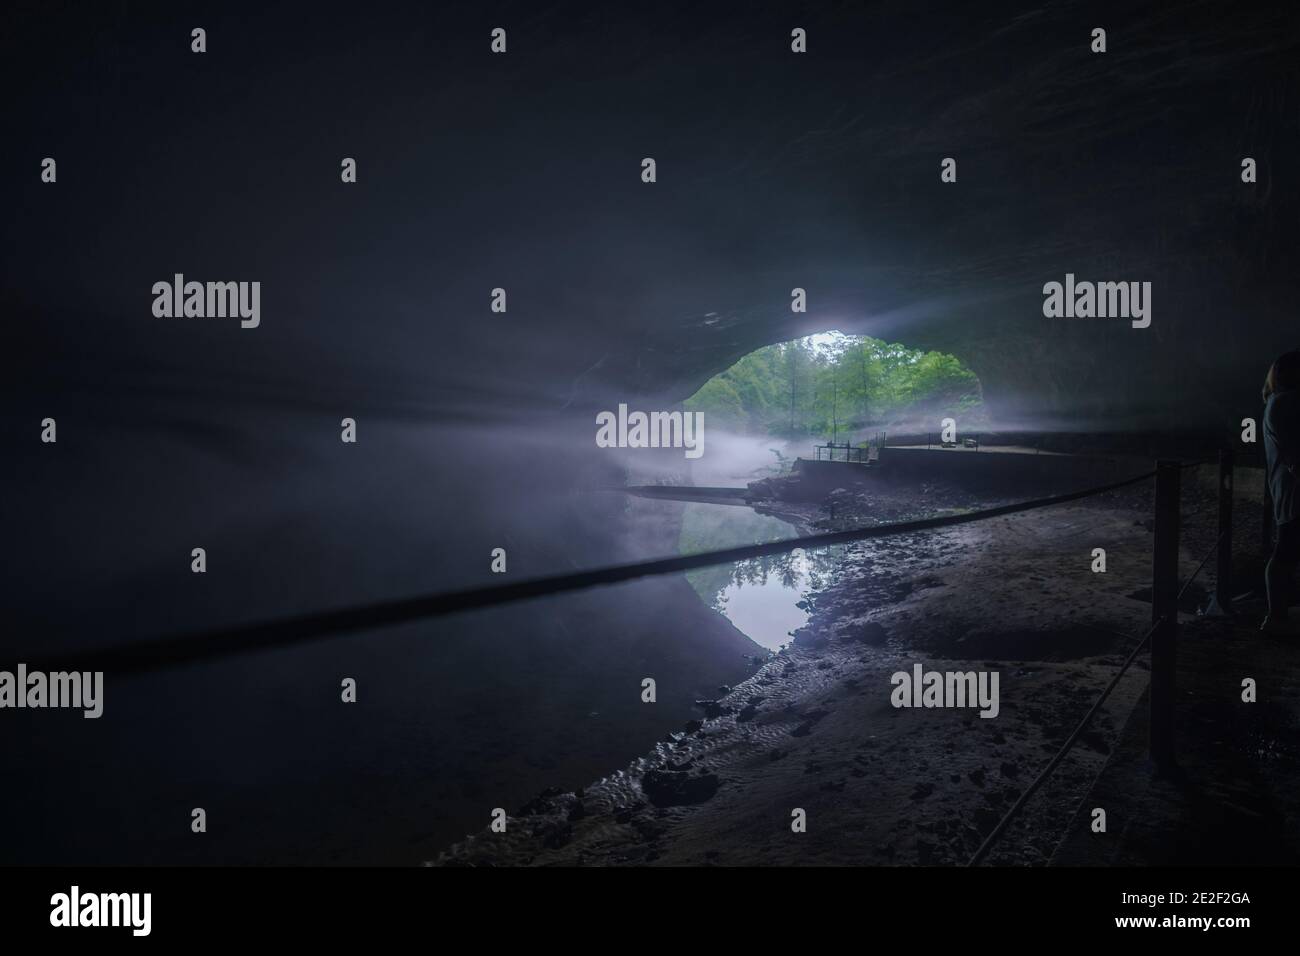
0;308;1131;866
686;430;796;487
1;402;768;864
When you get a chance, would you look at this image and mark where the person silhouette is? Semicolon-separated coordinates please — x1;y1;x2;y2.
1261;350;1300;634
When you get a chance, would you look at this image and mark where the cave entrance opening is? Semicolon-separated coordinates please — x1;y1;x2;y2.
675;330;983;650
683;330;985;486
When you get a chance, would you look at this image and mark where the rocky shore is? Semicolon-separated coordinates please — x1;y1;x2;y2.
430;465;1268;866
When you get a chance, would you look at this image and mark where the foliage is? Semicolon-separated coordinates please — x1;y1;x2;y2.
684;333;983;439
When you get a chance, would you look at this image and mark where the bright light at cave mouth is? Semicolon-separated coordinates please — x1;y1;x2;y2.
684;329;985;440
804;330;850;352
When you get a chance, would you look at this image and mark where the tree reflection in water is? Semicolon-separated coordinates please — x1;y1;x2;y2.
680;503;844;648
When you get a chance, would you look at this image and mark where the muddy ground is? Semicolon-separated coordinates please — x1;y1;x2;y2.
430;464;1284;866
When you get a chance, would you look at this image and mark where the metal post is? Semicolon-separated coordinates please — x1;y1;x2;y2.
1150;459;1180;771
1212;447;1233;615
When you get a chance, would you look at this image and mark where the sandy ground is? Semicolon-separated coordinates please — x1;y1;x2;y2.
430;465;1283;866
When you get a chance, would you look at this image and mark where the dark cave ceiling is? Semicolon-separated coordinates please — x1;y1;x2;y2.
4;0;1297;432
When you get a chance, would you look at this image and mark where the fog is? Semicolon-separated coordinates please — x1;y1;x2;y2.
2;395;774;863
4;0;1294;866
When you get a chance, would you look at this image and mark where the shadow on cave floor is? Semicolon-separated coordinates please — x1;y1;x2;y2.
1052;601;1300;866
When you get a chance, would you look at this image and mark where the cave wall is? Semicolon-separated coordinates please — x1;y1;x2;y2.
571;0;1299;437
5;0;1296;440
2;0;1295;867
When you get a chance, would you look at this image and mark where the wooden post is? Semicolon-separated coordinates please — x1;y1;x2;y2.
1150;459;1180;771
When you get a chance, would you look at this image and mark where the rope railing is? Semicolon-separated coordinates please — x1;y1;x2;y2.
17;453;1231;867
967;617;1162;867
25;467;1163;676
967;526;1226;866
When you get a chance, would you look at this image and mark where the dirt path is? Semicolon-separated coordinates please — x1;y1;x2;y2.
430;471;1217;866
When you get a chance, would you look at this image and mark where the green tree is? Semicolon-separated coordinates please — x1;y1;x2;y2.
684;334;983;437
